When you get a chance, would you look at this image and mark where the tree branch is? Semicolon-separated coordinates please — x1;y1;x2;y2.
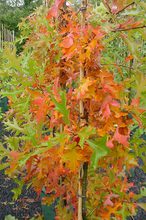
101;63;134;70
114;2;135;15
112;25;146;32
103;1;135;15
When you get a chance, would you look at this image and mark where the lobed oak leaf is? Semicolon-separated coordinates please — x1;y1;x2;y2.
104;193;119;207
106;139;114;148
62;148;83;172
30;93;50;123
131;98;140;107
87;137;109;169
100;96;113;119
100;103;111;119
60;36;74;49
125;55;134;62
46;6;58;19
114;127;129;146
46;0;64;19
107;127;129;148
76;77;96;99
10;151;20;160
55;0;65;7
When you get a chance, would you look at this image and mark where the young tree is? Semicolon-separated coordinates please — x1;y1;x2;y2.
0;0;145;219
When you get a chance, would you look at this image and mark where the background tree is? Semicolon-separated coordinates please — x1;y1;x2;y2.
0;0;42;36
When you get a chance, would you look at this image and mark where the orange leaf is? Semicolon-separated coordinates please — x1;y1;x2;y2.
10;151;20;160
60;36;74;49
125;55;133;62
46;6;58;19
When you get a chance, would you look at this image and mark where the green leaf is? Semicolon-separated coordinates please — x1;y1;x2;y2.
51;91;70;124
123;35;140;61
0;163;9;170
137;203;146;211
139;187;146;197
136;187;146;199
78;126;96;148
87;137;109;169
5;215;18;220
4;118;23;133
2;47;22;73
11;179;24;201
117;204;129;219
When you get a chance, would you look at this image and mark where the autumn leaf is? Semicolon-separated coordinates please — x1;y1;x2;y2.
104;193;119;207
114;127;129;146
46;0;65;19
46;6;58;19
62;148;83;172
9;151;20;160
76;77;96;99
30;93;49;123
125;55;133;62
60;36;74;49
107;127;129;148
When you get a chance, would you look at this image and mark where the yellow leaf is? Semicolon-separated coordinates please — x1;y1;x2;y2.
62;148;83;172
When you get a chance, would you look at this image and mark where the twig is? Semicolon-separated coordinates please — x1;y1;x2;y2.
101;63;134;70
103;0;112;13
86;206;98;217
103;1;135;15
112;25;146;32
114;2;135;15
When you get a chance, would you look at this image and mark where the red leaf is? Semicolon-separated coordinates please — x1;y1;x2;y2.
103;104;111;119
46;0;65;19
106;139;114;148
107;127;129;148
55;0;64;7
104;193;119;207
46;6;58;19
114;127;129;146
60;36;74;48
111;100;120;107
131;98;139;106
10;151;20;160
100;96;112;119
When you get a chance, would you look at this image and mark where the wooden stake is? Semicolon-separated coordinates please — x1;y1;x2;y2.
78;1;88;220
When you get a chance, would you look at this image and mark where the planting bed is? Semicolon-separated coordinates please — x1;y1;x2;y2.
0;169;42;220
0;166;145;219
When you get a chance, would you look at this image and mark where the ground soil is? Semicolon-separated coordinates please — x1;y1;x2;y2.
0;169;42;220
